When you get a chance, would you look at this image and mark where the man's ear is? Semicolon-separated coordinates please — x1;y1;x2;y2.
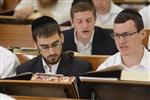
33;41;37;48
60;33;64;43
70;19;74;27
140;29;147;40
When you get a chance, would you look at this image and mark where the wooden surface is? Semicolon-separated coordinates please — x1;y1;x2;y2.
13;96;80;100
75;55;109;71
0;24;34;48
0;15;149;49
0;79;78;98
113;0;150;4
81;79;150;100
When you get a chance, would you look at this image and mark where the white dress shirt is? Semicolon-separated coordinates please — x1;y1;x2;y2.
15;0;73;24
74;30;94;55
42;58;60;74
97;48;150;72
139;5;150;29
0;46;20;78
95;1;123;28
139;5;150;50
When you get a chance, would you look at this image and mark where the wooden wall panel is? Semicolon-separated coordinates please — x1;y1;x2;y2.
0;24;34;48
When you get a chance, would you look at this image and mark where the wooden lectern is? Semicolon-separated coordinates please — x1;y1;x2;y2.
0;78;79;99
80;78;150;100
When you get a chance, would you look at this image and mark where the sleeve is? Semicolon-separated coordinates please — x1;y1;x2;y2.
96;57;111;71
139;6;150;29
0;54;20;78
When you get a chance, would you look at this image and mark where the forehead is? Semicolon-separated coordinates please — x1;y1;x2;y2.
37;33;60;44
73;11;95;20
114;20;137;33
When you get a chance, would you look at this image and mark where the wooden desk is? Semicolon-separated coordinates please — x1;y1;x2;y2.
113;0;150;5
0;15;71;48
13;96;80;100
81;79;150;100
75;55;109;71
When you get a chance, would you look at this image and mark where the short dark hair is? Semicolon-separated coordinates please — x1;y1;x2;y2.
70;0;96;19
31;16;61;41
114;9;144;31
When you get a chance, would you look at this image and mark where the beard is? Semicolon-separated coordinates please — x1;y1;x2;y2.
38;49;62;65
43;54;61;65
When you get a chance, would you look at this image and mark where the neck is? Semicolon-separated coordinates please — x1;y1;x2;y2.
122;47;144;68
76;33;92;45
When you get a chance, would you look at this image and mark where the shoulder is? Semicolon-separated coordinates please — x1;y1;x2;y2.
94;26;113;35
97;52;121;70
0;47;19;62
139;5;150;14
62;28;75;44
16;56;41;72
63;28;74;35
63;53;92;71
94;26;113;41
111;2;123;13
18;56;41;67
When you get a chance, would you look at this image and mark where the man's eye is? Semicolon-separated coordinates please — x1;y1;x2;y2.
87;19;92;22
52;43;58;47
41;46;49;49
114;34;120;37
76;20;82;23
122;33;130;37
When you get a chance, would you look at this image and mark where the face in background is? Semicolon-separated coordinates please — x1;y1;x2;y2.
35;33;64;65
92;0;111;14
113;20;145;56
71;11;95;41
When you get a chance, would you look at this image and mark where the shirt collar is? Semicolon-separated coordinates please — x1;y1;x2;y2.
140;47;150;70
117;47;150;70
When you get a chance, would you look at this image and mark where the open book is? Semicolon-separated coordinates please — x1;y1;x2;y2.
3;72;75;82
80;65;150;82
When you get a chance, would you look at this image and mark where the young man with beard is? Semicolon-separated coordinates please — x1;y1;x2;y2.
63;0;118;55
16;16;92;99
97;9;150;71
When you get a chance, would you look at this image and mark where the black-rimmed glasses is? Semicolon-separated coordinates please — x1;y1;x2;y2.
111;31;139;40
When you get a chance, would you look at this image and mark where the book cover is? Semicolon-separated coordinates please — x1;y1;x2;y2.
81;65;123;78
80;65;150;82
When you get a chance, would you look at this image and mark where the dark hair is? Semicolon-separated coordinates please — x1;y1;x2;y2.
114;9;144;31
70;0;96;19
31;16;61;41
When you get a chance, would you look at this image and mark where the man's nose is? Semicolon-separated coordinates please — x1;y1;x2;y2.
48;47;55;55
119;36;126;43
82;21;88;28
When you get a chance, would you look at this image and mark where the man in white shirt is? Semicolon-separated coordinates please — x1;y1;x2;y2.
0;46;20;78
139;5;150;50
92;0;123;28
14;0;73;24
97;9;150;71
